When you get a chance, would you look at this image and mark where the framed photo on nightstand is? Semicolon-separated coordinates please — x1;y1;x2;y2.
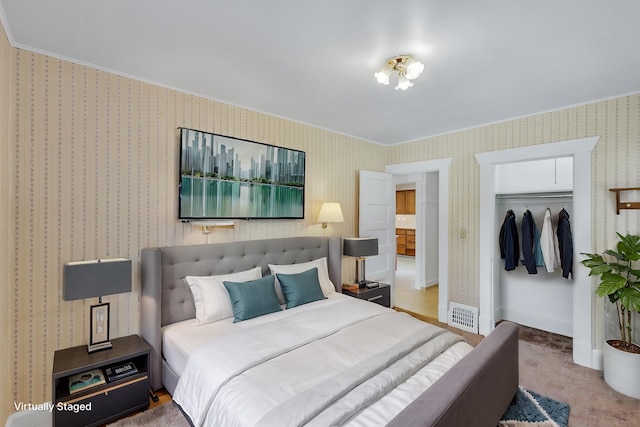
90;302;110;347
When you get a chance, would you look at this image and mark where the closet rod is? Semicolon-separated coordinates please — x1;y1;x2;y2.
495;191;573;200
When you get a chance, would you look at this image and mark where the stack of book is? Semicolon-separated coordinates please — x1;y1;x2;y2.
68;369;106;394
342;283;359;291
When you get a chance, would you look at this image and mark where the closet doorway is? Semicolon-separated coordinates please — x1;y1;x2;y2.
475;137;598;369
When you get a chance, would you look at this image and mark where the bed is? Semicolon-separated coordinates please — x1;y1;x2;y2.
141;236;519;426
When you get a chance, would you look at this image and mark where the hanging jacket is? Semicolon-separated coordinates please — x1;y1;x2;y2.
499;210;519;271
540;208;556;272
521;210;537;274
534;226;545;267
557;208;573;279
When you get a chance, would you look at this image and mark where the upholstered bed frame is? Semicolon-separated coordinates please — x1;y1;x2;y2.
140;236;519;427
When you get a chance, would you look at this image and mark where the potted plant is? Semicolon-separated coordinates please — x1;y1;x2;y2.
581;232;640;399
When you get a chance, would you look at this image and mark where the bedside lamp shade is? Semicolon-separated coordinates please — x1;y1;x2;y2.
63;258;132;301
63;258;132;353
343;238;379;286
317;202;344;228
343;238;379;258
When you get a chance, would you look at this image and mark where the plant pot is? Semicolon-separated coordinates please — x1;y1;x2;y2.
603;340;640;399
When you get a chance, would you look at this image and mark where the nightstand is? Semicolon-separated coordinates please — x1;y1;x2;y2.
52;334;150;427
342;283;391;307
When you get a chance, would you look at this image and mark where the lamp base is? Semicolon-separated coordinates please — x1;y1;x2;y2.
87;341;112;353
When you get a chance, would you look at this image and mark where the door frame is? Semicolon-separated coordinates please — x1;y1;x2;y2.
386;158;452;323
475;137;598;368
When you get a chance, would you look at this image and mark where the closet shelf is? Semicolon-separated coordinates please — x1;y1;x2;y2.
609;187;640;214
495;191;573;200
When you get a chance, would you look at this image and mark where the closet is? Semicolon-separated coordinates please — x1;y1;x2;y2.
494;157;574;337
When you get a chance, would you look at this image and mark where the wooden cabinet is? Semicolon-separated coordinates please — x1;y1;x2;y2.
396;191;407;214
396;228;415;256
406;190;416;214
396;190;416;214
52;335;150;427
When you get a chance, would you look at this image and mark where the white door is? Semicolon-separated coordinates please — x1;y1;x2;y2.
359;170;396;302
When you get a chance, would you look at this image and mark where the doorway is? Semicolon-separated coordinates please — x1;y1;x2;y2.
393;176;439;320
385;158;452;323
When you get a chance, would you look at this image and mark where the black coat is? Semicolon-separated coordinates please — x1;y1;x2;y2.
499;210;519;271
521;210;538;274
557;208;573;279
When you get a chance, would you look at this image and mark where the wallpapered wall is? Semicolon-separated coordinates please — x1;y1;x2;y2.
3;17;640;423
0;22;387;422
388;96;640;346
1;18;13;426
389;100;640;306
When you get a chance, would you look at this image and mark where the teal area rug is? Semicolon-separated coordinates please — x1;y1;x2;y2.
499;386;570;427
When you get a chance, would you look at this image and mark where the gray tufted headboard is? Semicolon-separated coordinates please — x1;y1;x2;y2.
140;236;342;391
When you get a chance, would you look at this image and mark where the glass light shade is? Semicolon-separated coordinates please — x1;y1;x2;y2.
317;202;344;226
405;60;424;80
395;76;413;91
374;69;390;85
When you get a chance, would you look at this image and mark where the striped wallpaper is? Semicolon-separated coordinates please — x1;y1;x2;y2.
0;21;386;422
1;16;14;426
390;94;640;306
3;17;640;423
389;96;640;348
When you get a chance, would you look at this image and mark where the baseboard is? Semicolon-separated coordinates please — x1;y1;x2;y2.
500;307;572;338
421;278;438;288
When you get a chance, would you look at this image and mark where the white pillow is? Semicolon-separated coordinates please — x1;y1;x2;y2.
269;257;335;302
185;267;262;325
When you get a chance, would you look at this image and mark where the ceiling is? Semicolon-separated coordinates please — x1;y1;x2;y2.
2;1;640;145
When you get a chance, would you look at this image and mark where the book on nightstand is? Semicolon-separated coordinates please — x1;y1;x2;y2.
68;369;106;394
342;284;359;291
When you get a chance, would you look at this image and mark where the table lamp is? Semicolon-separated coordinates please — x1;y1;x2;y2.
343;237;379;287
63;258;132;353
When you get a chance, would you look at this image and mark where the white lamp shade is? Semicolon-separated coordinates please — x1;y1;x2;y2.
395;76;413;91
317;202;344;224
374;70;390;85
405;60;424;80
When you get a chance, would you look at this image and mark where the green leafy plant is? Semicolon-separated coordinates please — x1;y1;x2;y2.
581;233;640;351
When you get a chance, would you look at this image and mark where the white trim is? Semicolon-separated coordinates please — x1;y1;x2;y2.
386;158;452;323
475;137;598;369
475;136;599;164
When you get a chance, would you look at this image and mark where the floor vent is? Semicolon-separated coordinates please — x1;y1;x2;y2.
448;302;478;334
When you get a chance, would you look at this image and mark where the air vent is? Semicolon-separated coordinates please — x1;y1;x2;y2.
448;302;478;334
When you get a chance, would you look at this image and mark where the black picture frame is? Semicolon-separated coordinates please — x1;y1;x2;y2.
89;302;110;347
178;127;306;220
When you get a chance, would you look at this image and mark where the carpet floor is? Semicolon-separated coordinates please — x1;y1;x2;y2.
518;336;640;426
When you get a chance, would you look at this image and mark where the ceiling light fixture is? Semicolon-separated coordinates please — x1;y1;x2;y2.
374;55;424;91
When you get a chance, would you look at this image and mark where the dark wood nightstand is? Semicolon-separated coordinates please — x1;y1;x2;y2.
52;334;150;427
342;283;391;307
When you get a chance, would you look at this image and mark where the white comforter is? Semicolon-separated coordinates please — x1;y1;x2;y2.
172;295;472;427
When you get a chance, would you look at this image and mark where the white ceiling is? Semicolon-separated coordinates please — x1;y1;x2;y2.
2;1;640;145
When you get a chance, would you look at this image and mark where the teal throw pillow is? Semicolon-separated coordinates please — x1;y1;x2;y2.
276;267;326;309
223;275;282;322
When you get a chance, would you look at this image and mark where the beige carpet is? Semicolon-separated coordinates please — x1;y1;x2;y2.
107;402;189;427
518;339;640;426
